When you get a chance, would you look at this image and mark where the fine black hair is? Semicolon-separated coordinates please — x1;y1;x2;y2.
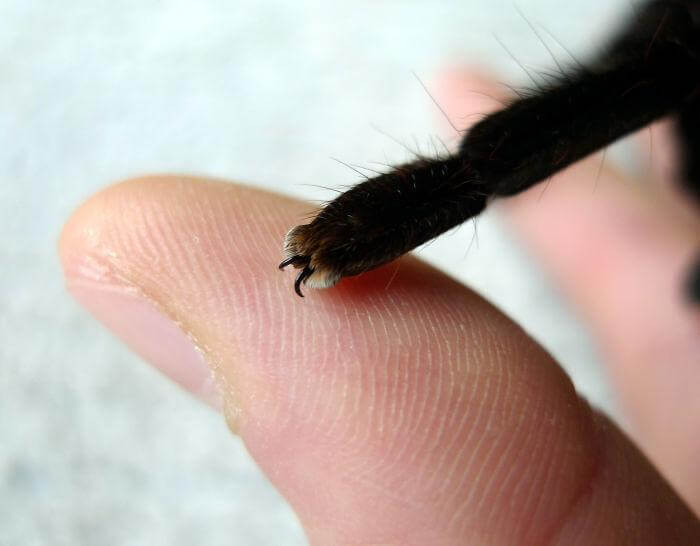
280;0;700;299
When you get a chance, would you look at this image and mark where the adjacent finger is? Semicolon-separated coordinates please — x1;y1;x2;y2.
635;119;700;224
504;157;700;513
436;68;700;513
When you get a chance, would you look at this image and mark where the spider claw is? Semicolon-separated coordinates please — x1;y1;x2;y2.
294;266;314;297
279;255;309;270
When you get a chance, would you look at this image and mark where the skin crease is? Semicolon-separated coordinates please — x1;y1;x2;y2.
59;72;700;544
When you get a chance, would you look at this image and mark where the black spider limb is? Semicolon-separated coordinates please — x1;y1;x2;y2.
281;0;700;300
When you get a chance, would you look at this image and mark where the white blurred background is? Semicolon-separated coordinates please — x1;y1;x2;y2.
2;1;634;544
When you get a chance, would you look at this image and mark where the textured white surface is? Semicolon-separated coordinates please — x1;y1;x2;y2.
2;1;632;544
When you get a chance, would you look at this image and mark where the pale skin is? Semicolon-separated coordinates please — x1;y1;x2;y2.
59;70;700;544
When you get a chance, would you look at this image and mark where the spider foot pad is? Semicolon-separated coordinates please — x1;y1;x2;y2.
278;227;342;297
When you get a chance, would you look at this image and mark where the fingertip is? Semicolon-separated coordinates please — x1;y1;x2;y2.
59;176;237;409
58;175;700;544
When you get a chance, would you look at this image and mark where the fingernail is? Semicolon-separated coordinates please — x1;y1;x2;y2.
67;280;222;410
